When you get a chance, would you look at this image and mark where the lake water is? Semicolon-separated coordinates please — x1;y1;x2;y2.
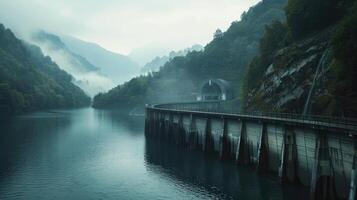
0;108;308;199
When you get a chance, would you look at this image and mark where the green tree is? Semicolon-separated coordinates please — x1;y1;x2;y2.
0;24;90;117
243;20;289;98
331;1;357;114
285;0;344;38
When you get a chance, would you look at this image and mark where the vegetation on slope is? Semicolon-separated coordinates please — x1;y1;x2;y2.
0;24;90;116
243;20;291;96
94;0;357;117
285;0;347;39
330;1;357;115
243;0;357;116
93;0;288;110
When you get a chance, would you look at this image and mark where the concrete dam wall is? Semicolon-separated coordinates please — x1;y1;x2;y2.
145;103;357;200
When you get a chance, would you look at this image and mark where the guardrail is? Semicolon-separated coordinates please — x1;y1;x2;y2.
148;101;357;132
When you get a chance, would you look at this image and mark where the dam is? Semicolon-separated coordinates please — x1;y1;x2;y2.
145;101;357;200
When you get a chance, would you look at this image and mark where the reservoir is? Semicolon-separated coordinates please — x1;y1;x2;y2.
0;108;308;199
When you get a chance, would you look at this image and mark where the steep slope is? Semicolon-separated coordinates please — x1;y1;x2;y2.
244;28;334;113
30;31;114;97
243;0;357;117
60;35;140;84
32;31;98;72
93;0;288;111
0;24;90;116
141;44;203;73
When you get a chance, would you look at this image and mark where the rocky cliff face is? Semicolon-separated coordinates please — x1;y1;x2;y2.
245;29;337;115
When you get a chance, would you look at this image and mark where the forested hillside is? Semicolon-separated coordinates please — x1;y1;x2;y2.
0;24;90;116
93;0;287;110
32;31;98;72
243;0;357;117
30;31;115;97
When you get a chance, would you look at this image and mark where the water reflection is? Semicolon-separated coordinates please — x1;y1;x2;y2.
94;109;144;133
0;112;73;182
0;108;308;200
144;138;309;200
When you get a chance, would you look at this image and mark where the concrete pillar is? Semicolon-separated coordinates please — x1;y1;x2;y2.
236;120;247;164
155;111;160;138
165;112;174;142
168;113;175;142
159;112;165;140
150;110;155;137
279;126;299;183
310;133;338;200
220;118;230;160
157;112;162;139
188;114;198;149
173;115;179;145
162;113;168;141
177;114;185;146
349;136;357;200
151;111;156;138
204;118;214;153
155;111;161;139
257;123;269;173
144;108;150;137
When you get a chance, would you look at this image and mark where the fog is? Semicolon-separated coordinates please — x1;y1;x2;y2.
0;0;260;98
29;36;115;97
0;0;259;55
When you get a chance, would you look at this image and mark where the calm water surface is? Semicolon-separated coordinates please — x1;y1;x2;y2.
0;108;308;199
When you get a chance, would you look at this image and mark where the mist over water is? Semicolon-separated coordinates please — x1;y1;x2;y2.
0;108;308;199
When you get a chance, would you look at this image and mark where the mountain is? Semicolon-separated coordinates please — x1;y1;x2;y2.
0;24;90;116
243;0;357;117
32;31;98;73
30;31;115;97
60;35;140;84
129;46;171;66
141;44;203;73
93;0;287;111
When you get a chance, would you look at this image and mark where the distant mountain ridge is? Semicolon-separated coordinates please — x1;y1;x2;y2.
141;44;203;73
129;47;170;67
93;0;287;110
60;35;140;84
32;31;98;72
29;31;115;97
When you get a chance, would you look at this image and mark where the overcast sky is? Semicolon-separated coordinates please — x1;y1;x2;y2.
0;0;259;55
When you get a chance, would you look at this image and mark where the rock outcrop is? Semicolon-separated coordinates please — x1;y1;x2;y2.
245;29;336;115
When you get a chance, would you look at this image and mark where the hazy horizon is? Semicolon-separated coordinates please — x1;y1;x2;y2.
0;0;260;56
